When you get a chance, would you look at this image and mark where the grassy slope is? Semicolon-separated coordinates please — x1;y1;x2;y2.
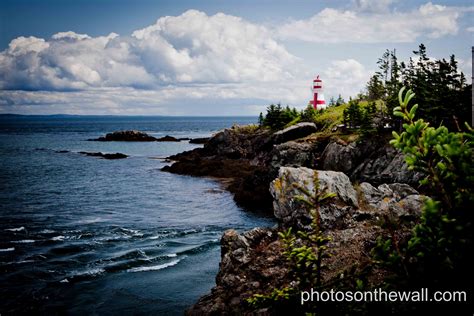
314;103;349;132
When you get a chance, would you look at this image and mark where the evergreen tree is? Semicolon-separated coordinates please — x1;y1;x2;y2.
261;103;299;130
336;94;345;106
366;75;385;101
370;43;471;129
300;104;317;122
343;99;362;129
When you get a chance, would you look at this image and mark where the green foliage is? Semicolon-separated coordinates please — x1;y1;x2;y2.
335;94;345;106
258;112;264;126
371;44;471;129
261;103;300;131
231;123;259;134
391;87;473;211
372;87;473;288
247;171;336;310
313;103;348;132
360;101;377;136
300;104;318;122
343;99;363;129
342;99;377;135
259;96;349;132
281;170;335;287
366;74;385;101
246;287;294;308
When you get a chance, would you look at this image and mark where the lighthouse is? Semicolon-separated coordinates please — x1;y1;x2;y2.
309;75;326;110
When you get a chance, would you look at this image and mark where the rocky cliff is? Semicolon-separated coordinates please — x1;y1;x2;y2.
162;124;424;315
163;123;420;212
187;167;424;315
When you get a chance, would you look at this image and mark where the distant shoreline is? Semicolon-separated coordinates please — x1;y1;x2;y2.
0;113;258;118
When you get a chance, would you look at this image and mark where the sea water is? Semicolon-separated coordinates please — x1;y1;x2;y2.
0;116;274;314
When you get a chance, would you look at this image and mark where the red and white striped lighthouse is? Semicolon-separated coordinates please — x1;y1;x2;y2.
309;75;326;110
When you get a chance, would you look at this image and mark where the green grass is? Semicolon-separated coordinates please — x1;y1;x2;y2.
314;103;349;132
231;124;260;134
358;99;385;110
314;99;386;132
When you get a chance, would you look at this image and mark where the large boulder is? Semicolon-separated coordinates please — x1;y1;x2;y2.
267;136;330;174
270;167;358;229
269;166;424;230
358;182;424;219
273;122;318;144
270;141;316;170
205;126;271;159
320;141;357;174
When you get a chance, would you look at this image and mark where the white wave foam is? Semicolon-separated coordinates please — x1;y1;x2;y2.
39;229;55;234
12;240;36;243
72;268;105;278
75;217;104;224
127;259;181;273
120;228;144;237
0;247;15;252
5;227;25;232
166;253;177;258
51;236;65;241
60;278;69;283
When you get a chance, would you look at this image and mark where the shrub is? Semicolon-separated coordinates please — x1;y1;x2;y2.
372;87;473;291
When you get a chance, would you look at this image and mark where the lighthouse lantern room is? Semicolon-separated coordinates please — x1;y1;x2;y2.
309;75;326;110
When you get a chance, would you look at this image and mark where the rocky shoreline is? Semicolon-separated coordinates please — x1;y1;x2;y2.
163;123;420;212
160;123;424;314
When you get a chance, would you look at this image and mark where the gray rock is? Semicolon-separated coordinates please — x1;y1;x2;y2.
320;138;422;185
359;182;383;207
351;147;422;185
397;194;424;217
221;229;249;257
320;142;356;173
273;122;317;144
270;141;315;170
242;227;273;246
318;170;359;207
205;126;271;159
359;182;423;219
386;183;419;198
270;167;358;229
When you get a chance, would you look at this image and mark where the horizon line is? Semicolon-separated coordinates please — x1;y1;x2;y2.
0;113;258;118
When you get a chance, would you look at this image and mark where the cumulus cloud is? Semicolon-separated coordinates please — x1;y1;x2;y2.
0;6;470;115
323;59;372;98
278;2;471;43
353;0;397;13
0;10;298;92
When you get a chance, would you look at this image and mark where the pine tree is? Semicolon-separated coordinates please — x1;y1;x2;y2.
258;112;264;126
366;75;385;101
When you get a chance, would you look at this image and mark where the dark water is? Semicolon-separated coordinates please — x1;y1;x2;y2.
0;116;274;315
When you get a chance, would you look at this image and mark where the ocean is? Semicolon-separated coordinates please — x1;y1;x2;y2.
0;115;274;315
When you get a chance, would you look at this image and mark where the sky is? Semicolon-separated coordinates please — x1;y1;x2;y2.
0;0;472;115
